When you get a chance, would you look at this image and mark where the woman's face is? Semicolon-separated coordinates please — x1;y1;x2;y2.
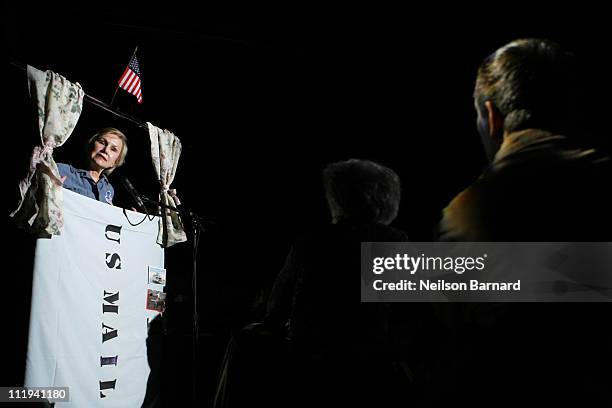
90;133;123;171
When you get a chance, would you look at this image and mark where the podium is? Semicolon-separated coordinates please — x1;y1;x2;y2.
25;189;165;407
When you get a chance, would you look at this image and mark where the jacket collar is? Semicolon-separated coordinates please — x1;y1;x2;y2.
493;128;565;164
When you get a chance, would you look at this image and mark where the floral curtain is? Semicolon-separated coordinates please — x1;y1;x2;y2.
147;122;187;247
10;66;84;235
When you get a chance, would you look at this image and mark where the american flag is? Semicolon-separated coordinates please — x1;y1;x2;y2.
118;53;143;104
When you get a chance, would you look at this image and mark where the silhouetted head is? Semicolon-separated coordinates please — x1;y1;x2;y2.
474;38;580;160
85;127;128;174
323;159;401;225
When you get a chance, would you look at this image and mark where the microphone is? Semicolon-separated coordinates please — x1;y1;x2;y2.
118;176;146;212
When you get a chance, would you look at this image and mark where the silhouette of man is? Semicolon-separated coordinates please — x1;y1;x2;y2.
435;39;612;405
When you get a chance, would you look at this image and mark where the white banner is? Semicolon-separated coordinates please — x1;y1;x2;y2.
25;189;165;407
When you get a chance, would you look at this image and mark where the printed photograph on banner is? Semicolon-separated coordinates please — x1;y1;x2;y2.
146;289;166;313
148;266;166;286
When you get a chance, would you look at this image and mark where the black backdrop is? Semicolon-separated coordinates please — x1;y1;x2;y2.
5;2;612;406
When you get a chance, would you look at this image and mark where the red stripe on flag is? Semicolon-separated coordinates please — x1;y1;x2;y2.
124;72;136;90
118;67;130;86
128;78;139;94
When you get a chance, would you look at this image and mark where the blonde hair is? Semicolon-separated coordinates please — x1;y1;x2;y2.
86;127;128;174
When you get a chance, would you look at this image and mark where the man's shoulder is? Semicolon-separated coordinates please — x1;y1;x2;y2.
445;180;487;213
438;181;489;241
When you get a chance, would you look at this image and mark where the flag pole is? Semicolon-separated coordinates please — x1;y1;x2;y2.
110;46;139;108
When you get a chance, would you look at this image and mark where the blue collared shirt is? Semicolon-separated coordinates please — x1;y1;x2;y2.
57;163;115;204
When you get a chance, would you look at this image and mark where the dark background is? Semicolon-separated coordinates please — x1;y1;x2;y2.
5;2;611;406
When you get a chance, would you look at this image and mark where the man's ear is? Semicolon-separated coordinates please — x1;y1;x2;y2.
484;100;503;138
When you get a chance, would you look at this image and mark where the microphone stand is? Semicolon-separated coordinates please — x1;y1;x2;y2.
136;193;210;407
